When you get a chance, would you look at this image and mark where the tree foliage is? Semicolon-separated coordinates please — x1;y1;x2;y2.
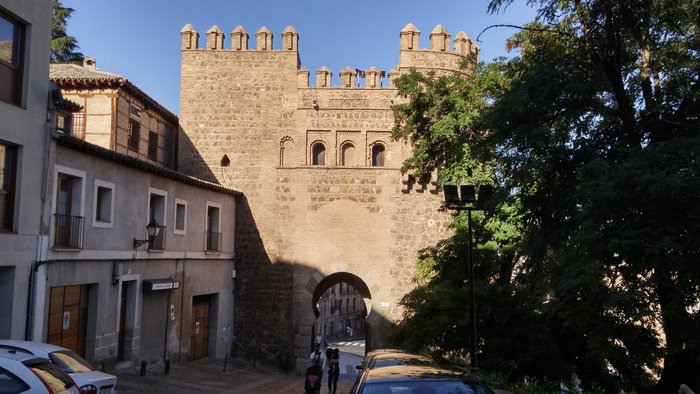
51;0;83;63
389;1;700;392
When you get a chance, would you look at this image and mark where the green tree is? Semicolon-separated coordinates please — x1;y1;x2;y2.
51;0;83;63
390;0;700;392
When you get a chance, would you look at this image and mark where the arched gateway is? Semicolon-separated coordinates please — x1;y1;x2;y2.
177;23;478;370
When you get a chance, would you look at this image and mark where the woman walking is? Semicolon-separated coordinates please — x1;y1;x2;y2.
329;348;340;394
326;347;335;393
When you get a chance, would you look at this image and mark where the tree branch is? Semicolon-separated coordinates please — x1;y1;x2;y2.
476;24;577;42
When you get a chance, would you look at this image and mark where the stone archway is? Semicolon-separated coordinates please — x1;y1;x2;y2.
294;268;391;373
311;272;371;319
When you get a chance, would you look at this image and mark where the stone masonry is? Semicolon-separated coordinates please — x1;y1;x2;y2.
177;22;479;371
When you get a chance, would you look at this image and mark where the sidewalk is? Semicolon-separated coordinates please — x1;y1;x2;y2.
112;356;356;393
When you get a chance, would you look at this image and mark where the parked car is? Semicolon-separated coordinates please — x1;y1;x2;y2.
0;340;117;394
0;349;80;393
367;351;434;370
356;349;433;371
349;364;496;394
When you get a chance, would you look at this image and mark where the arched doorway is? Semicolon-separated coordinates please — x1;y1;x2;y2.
306;272;372;378
311;272;371;346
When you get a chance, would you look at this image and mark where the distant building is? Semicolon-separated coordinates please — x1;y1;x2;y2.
318;283;363;339
50;59;179;170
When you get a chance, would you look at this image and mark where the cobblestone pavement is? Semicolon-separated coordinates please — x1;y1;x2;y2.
112;357;357;394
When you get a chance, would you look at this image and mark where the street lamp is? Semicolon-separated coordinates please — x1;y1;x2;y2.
443;184;493;369
133;219;161;249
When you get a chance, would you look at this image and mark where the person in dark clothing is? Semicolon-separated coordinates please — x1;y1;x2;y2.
326;347;335;393
329;348;340;394
306;345;325;393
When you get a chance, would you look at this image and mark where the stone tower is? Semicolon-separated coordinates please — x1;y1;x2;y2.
178;23;479;371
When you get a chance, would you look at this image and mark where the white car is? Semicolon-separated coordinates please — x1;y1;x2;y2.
0;349;80;393
0;340;117;394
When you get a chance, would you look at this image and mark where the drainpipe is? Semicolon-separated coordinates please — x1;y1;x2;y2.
25;257;47;341
164;289;171;364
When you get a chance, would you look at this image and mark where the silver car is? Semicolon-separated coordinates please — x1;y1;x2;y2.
0;349;80;393
0;340;116;394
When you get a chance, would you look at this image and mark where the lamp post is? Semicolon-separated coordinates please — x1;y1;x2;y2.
443;184;493;369
133;219;161;249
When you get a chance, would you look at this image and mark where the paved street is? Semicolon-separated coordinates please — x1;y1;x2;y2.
112;339;366;393
110;339;513;393
112;356;358;393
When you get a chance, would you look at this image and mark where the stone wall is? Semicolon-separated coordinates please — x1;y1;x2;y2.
178;23;476;369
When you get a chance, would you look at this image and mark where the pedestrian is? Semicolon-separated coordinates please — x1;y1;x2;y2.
326;347;335;393
306;345;325;393
309;345;325;368
329;348;340;394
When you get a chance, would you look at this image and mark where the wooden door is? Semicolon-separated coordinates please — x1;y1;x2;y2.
189;303;209;360
47;285;88;356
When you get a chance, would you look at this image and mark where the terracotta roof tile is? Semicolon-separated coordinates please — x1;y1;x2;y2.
50;63;124;83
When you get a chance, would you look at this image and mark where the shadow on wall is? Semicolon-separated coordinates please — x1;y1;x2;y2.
177;126;218;183
231;195;394;371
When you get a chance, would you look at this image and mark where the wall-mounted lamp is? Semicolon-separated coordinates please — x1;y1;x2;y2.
312;99;319;110
133;219;161;249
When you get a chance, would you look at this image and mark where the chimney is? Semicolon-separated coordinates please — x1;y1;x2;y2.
83;57;96;69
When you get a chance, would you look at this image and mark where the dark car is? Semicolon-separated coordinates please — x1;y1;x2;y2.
349;364;495;394
356;349;431;371
364;351;434;370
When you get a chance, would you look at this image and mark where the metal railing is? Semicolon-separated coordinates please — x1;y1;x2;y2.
53;214;84;249
205;231;222;252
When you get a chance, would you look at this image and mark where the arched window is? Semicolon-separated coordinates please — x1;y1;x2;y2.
371;144;385;167
340;141;355;166
311;142;325;166
280;136;295;167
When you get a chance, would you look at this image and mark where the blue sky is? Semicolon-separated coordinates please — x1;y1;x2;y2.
61;0;537;115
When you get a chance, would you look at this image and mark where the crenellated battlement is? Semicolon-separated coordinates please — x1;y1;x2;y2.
180;23;478;89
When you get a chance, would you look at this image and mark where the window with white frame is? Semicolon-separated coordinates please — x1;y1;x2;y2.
53;165;86;249
92;180;114;228
147;187;167;250
205;201;221;252
174;198;187;235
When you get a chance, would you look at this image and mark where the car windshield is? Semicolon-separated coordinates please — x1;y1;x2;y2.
373;358;432;368
49;350;94;373
27;360;75;392
361;380;491;394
